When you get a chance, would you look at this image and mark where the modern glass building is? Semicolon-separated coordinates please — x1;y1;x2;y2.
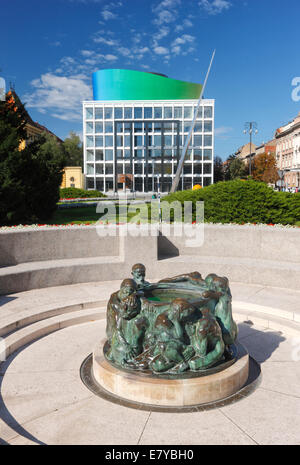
83;69;214;193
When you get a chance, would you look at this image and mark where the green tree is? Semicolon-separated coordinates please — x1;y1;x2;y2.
0;95;65;225
63;131;83;167
224;154;248;181
213;156;224;183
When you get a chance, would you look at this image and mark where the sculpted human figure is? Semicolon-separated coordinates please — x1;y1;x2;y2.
187;307;225;370
158;271;206;287
131;263;150;290
205;275;238;347
105;279;147;366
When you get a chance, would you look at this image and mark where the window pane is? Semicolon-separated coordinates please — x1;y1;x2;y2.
95;149;104;161
203;164;212;174
86;107;93;119
87;178;95;189
154;135;161;146
204;106;212;118
134;107;142;119
95;122;103;133
194;149;203;160
194;163;202;174
105;122;113;133
105;136;113;147
184;164;192;174
204;135;212;146
134;149;143;158
95;108;103;119
194;122;202;133
87;163;94;174
116;122;123;133
124;135;131;146
114;107;123;119
164;121;172;131
134;122;143;132
165;135;172;146
164;107;172;118
174;134;182;146
117;135;123;146
86;136;93;147
194;135;202;147
174;106;182;118
124;107;132;119
134;163;143;173
196;107;203;119
117;149;123;159
124;122;131;132
104;107;113;119
124;149;130;159
96;179;104;191
96;164;104;174
134;135;143;146
184;106;193;119
154;107;162;118
204;121;212;132
154;122;162;132
86;150;94;161
106;164;113;174
144;107;153;119
203;149;212;160
86;122;93;134
95;136;103;147
184;122;192;132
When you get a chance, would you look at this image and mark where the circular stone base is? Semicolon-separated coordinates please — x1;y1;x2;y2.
92;343;249;407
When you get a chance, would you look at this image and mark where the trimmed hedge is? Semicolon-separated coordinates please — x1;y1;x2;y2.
163;179;300;225
60;187;106;199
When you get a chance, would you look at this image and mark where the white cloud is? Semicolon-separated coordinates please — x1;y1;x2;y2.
215;126;233;139
153;46;169;55
199;0;232;15
101;1;122;20
93;36;119;46
172;34;195;46
104;54;118;61
101;9;117;20
153;26;170;41
152;0;181;25
23;73;92;122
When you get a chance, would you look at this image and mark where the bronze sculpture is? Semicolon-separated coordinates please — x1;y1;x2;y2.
104;264;238;377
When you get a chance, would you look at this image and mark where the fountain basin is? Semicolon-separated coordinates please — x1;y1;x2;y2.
93;343;249;407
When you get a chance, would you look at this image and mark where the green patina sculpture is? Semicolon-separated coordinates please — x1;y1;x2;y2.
104;265;238;376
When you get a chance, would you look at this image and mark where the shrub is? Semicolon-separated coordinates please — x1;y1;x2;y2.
60;187;106;199
163;179;300;225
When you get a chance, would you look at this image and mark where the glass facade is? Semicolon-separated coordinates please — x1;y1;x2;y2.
83;99;214;192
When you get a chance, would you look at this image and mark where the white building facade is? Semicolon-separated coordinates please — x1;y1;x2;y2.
82;99;215;193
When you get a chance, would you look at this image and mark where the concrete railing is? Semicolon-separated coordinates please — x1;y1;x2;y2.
0;224;299;294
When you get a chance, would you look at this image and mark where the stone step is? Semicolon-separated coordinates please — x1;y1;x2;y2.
0;307;106;361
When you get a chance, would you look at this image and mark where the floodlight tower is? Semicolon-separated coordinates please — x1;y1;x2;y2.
243;122;258;175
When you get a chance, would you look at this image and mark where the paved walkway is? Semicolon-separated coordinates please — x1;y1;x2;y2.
0;280;299;445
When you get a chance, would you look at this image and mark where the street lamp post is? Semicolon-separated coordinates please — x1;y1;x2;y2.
243;122;258;175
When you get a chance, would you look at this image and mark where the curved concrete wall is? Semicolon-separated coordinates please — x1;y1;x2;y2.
0;225;299;294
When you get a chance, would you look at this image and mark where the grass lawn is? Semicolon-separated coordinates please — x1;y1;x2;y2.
49;204;153;225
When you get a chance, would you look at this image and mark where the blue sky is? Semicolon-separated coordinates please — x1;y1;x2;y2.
1;0;300;160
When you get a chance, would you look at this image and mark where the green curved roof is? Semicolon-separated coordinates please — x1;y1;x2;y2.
92;69;202;101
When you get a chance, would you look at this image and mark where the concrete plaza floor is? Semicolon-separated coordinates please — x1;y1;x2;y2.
0;280;299;445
